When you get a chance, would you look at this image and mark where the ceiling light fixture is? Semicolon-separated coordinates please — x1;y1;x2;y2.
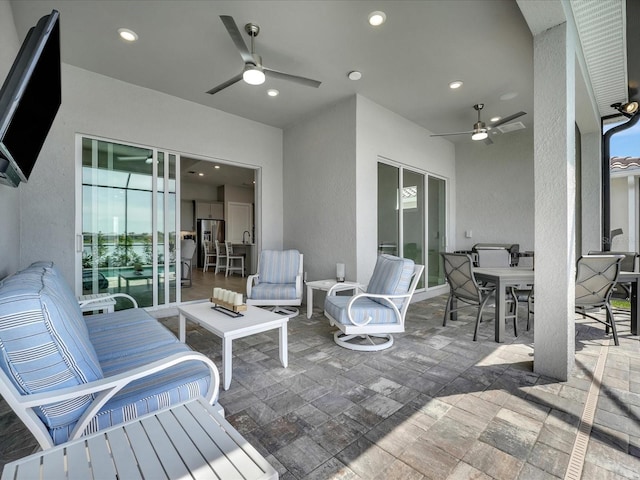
242;64;265;85
368;11;387;26
267;89;279;97
348;71;362;81
214;165;221;169
612;101;639;117
198;172;204;176
471;129;488;141
449;81;463;89
118;28;138;42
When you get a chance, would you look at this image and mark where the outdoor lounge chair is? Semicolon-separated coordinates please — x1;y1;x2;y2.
324;254;424;351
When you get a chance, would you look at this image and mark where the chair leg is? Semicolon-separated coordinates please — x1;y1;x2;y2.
605;304;619;346
443;295;452;327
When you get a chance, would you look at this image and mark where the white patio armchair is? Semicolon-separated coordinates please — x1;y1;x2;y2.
324;254;424;351
246;250;303;315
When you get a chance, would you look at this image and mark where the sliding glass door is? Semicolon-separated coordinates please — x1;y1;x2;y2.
377;160;447;290
80;137;178;308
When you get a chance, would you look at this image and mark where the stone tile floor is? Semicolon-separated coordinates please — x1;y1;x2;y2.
0;294;639;479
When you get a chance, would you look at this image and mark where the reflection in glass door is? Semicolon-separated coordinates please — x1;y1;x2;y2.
403;169;425;289
81;137;178;308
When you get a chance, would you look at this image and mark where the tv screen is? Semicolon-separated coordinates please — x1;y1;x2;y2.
0;10;61;187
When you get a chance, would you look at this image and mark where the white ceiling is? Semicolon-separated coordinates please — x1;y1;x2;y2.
9;0;539;144
8;0;629;188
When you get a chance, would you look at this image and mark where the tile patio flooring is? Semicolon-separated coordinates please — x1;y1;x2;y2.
0;295;639;479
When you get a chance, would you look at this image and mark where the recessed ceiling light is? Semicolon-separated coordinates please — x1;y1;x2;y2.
490;116;501;123
198;172;204;176
348;71;362;81
118;28;138;42
214;165;221;169
267;89;279;97
368;11;387;26
449;81;463;89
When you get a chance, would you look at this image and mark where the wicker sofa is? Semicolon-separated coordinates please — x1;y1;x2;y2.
0;261;219;449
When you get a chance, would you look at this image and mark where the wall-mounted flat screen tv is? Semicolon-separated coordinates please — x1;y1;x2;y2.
0;10;60;187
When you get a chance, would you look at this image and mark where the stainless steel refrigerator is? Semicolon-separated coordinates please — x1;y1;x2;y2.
196;219;225;268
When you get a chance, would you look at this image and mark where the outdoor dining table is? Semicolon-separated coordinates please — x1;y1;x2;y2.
473;267;534;343
472;267;640;343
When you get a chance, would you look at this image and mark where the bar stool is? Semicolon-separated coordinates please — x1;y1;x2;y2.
225;241;245;277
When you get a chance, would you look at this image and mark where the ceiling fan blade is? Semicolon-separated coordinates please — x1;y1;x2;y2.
430;131;473;137
264;67;321;88
206;73;243;95
491;111;526;128
484;136;494;145
220;15;255;65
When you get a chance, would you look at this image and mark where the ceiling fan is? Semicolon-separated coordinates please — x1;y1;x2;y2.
206;15;322;95
430;104;526;145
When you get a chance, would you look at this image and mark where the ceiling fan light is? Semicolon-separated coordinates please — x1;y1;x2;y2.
471;130;488;141
243;65;265;85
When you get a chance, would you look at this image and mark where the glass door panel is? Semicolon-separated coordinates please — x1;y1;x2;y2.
403;169;425;289
81;137;177;309
378;163;399;256
428;176;446;287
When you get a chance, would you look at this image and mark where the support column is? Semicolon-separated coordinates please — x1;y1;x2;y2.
533;22;576;380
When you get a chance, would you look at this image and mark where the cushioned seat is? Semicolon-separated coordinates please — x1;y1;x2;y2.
246;250;303;315
324;254;424;351
0;262;219;449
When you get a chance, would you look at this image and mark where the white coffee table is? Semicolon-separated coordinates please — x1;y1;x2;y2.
1;397;277;480
178;303;290;390
305;279;364;319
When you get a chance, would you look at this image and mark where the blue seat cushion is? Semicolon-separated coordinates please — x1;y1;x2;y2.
249;283;298;300
257;250;300;284
367;255;415;308
50;341;212;445
324;295;398;326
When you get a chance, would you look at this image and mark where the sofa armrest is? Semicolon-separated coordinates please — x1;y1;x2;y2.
78;293;139;309
17;351;220;445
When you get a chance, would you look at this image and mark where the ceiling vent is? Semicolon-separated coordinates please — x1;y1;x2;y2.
496;121;526;134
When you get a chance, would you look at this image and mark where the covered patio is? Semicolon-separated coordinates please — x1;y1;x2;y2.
1;299;637;478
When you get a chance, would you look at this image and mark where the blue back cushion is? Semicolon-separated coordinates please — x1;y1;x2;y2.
259;250;300;284
367;255;416;307
0;263;103;431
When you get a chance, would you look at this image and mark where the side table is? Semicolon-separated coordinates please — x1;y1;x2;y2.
305;279;363;319
1;397;277;480
77;293;116;314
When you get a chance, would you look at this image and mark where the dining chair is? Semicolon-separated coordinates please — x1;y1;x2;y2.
441;252;518;341
587;250;638;301
225;241;245;277
180;239;197;287
575;254;624;346
214;240;227;274
202;240;216;273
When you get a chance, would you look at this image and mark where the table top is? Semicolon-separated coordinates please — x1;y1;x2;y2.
179;302;289;336
473;267;535;285
306;279;363;289
1;397;278;480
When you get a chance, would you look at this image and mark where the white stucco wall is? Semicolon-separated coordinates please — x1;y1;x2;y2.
0;0;21;279
610;175;630;250
455;128;535;252
19;64;283;290
355;95;456;300
283;96;357;285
